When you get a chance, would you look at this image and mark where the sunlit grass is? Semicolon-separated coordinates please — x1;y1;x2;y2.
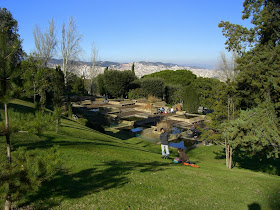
0;99;279;209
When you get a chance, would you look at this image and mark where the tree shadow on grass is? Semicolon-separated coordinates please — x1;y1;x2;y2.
105;130;134;140
4;102;37;114
12;135;56;150
26;160;170;209
247;186;280;209
213;148;280;175
268;187;280;209
247;202;261;210
213;148;226;160
236;157;280;175
60;124;95;133
13;137;135;152
13;134;160;155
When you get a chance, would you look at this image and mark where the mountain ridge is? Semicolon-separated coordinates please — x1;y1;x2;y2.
47;58;221;80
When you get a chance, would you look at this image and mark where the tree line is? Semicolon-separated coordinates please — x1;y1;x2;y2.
96;68;224;114
96;0;280;174
1;0;280;208
211;0;280;172
0;8;89;209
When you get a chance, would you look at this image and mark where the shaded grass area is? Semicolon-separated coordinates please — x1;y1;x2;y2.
0;99;280;209
213;144;280;175
2;99;37;113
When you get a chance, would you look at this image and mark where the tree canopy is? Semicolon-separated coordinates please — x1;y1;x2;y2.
193;77;224;109
0;8;24;100
219;0;280;53
98;70;137;98
182;84;200;113
143;70;196;86
212;0;280;171
223;100;280;160
139;77;165;99
219;0;280;114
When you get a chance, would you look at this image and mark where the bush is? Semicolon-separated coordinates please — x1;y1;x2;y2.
77;118;88;125
165;85;184;105
97;74;106;96
98;70;137;98
0;110;23;135
0;146;62;208
173;103;183;111
25;111;53;136
144;103;152;110
156;120;172;133
66;74;84;95
53;106;62;133
128;88;146;99
183;85;200;113
141;78;165;99
143;69;196;86
0;109;54;136
147;95;162;103
193;77;223;109
128;78;165;99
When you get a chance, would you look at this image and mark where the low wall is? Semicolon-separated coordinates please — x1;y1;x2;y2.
109;101;121;105
167;114;205;124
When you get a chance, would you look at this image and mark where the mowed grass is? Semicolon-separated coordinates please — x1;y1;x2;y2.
1;99;280;209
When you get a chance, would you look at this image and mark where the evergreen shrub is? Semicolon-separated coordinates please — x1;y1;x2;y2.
0;145;62;207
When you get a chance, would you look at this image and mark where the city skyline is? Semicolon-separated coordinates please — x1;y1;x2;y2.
1;0;252;68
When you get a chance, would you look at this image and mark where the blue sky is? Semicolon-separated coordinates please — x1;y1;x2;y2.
1;0;251;68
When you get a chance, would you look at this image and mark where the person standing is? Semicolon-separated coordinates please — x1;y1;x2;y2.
160;128;170;159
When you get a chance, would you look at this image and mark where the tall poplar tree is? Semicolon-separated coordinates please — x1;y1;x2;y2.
61;17;82;86
33;18;57;67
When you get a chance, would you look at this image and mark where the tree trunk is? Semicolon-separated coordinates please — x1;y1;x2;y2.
225;140;229;168
229;146;233;169
40;90;47;109
4;103;12;209
4;198;11;210
4;103;11;163
6;134;11;163
62;59;67;86
232;100;235;120
56;119;59;133
33;83;36;104
228;97;230;121
90;79;93;96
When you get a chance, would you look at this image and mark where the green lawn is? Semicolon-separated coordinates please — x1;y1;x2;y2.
1;99;280;209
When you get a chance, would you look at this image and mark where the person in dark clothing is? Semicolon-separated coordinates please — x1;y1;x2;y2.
178;148;189;162
160;128;170;159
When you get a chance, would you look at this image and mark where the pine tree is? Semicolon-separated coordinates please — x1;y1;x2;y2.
0;8;23;162
131;62;135;74
217;0;280;169
219;0;280;114
0;8;24;210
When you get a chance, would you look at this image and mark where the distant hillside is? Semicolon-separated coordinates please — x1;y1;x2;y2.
47;59;221;80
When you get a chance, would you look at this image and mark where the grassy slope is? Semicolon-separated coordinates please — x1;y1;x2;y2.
1;99;280;209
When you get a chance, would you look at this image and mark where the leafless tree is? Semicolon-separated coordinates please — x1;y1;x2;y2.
61;17;82;85
33;18;57;67
216;51;238;83
88;42;98;95
216;51;239;169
